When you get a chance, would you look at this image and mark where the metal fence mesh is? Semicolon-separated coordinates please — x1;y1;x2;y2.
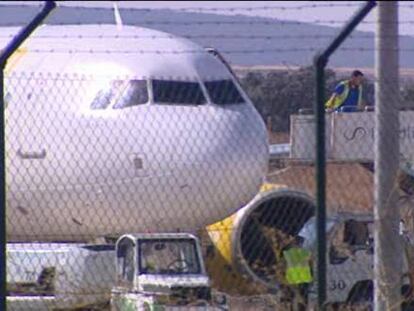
2;3;414;311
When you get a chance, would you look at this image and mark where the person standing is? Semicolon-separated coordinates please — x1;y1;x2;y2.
325;70;366;113
283;237;313;311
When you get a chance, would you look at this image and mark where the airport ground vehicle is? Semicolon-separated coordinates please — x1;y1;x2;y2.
301;214;413;309
110;233;228;311
7;233;227;311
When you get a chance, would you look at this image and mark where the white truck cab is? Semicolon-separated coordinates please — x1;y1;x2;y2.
300;214;413;309
111;233;228;311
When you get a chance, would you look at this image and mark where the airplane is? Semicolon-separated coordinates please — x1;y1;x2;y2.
1;23;270;242
2;23;321;304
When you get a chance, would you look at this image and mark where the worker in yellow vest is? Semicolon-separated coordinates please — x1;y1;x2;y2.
283;247;312;285
325;70;365;113
283;238;313;309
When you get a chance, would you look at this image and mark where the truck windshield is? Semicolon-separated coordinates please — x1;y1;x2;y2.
139;239;201;275
299;217;338;251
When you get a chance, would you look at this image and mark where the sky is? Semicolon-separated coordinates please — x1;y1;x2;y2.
3;1;413;36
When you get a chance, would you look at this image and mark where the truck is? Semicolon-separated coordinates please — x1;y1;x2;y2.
299;213;414;310
110;233;228;311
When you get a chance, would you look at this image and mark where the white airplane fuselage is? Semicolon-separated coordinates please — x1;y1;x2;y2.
2;25;269;242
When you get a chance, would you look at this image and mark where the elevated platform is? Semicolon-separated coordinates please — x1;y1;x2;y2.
290;110;414;166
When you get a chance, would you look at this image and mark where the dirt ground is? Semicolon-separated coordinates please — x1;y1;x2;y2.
228;296;373;311
228;295;288;311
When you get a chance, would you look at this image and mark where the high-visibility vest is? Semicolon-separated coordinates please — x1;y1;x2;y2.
283;247;313;285
325;80;363;110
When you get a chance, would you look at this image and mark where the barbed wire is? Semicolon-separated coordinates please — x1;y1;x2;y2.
11;47;414;55
3;2;414;12
92;3;361;13
167;3;414;12
112;20;414;26
2;19;414;28
0;3;363;12
0;33;411;40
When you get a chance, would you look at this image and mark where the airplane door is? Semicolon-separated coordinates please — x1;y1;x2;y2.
6;75;53;189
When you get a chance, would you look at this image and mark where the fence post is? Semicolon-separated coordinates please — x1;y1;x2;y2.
374;2;401;310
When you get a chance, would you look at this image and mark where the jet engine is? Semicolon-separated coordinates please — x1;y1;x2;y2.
202;183;315;294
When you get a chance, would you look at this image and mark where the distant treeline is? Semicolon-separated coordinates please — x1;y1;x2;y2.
237;66;414;132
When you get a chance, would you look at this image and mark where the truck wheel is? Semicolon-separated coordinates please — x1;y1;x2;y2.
402;285;414;311
347;281;373;310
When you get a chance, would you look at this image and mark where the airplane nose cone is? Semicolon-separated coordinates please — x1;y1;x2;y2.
206;104;269;202
138;102;269;230
166;102;269;226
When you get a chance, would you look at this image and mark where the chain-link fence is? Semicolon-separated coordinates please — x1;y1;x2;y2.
2;2;414;311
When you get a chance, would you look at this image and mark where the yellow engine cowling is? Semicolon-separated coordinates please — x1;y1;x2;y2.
201;183;316;295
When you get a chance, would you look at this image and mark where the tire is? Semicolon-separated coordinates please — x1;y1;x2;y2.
347;281;373;310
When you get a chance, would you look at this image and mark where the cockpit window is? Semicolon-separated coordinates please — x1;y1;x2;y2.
204;79;245;105
113;80;148;109
90;79;148;110
90;88;113;110
152;80;206;105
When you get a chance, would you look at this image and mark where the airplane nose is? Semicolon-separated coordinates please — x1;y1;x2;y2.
207;104;269;194
101;101;270;232
176;103;269;223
